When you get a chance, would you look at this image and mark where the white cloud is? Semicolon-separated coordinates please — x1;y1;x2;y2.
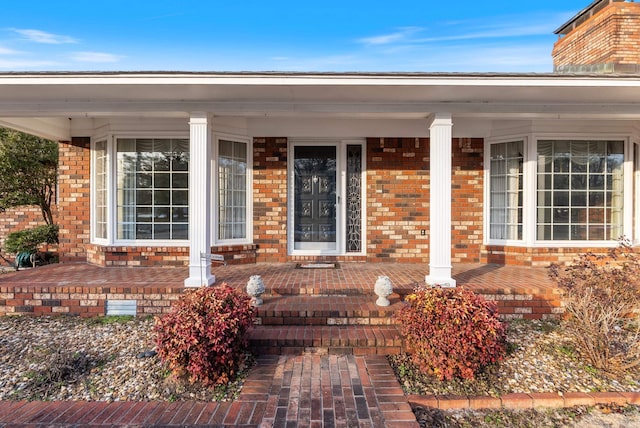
0;59;61;69
356;13;562;50
71;51;123;63
13;29;78;44
0;46;20;55
357;27;423;46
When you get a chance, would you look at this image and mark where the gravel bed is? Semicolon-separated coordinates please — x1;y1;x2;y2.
0;316;248;402
0;316;638;404
390;319;640;397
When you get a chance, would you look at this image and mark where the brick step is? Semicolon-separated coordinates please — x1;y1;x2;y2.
256;294;404;326
266;284;415;297
248;325;403;355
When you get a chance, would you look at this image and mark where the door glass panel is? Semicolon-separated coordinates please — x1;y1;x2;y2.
294;146;337;250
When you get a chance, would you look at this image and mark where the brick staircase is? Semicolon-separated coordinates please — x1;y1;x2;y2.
248;291;406;356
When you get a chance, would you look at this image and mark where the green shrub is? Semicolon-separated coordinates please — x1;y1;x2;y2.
396;286;507;381
154;284;255;387
549;240;640;371
5;224;58;254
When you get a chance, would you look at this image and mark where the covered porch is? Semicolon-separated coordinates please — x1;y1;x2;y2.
1;73;638;291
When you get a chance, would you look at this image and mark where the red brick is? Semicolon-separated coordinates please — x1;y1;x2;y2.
468;395;502;410
501;393;534;409
531;392;565;409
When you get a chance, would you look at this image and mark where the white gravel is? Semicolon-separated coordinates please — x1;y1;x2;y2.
0;316;638;403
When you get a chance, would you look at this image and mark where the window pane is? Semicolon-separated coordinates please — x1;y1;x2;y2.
154;224;171;239
154;190;170;205
172;207;189;222
136;190;152;205
136;224;152;239
172;173;188;188
116;138;189;240
172;224;188;239
154;173;170;188
536;140;624;241
137;173;152;188
172;190;188;205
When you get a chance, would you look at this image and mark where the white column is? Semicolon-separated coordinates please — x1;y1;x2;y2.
184;112;215;287
425;113;456;287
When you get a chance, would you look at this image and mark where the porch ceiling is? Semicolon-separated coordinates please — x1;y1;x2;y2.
1;71;640;140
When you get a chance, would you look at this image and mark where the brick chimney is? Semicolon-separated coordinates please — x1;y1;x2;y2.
552;0;640;73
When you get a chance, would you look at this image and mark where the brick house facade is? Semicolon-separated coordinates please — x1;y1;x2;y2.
1;0;640;287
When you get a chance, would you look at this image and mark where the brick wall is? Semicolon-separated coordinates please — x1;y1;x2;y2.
0;206;51;260
57;138;91;262
0;285;182;317
253;137;289;262
553;1;640;72
366;138;430;263
85;244;256;267
50;134;620;268
452;138;484;263
250;137;486;264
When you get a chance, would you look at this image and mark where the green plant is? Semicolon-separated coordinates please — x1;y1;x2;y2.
0;128;58;225
154;284;255;387
558;344;576;358
549;239;640;371
396;286;507;381
5;224;58;254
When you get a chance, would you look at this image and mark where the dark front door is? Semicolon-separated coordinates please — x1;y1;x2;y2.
294;145;337;251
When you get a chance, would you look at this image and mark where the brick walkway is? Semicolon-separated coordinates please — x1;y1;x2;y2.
0;355;418;428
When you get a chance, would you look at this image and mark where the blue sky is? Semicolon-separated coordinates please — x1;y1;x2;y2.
0;0;589;73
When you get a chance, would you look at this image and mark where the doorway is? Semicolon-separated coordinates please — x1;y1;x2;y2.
288;140;365;255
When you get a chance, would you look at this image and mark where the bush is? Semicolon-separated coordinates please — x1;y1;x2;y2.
396;286;507;381
549;240;640;371
154;284;255;387
5;224;58;254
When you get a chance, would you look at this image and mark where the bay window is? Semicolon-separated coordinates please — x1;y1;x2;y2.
487;137;627;244
537;140;624;241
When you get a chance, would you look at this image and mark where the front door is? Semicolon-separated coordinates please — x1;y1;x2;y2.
293;145;337;251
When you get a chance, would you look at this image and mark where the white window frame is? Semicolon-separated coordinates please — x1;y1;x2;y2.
287;138;367;256
484;137;526;246
91;133;190;247
485;134;633;247
91;137;110;245
213;133;253;245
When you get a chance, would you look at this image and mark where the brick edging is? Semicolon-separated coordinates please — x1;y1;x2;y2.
408;391;640;410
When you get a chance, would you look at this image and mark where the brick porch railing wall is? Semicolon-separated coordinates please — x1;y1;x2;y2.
0;206;53;259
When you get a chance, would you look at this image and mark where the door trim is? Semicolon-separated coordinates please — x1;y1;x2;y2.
287;138;366;256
